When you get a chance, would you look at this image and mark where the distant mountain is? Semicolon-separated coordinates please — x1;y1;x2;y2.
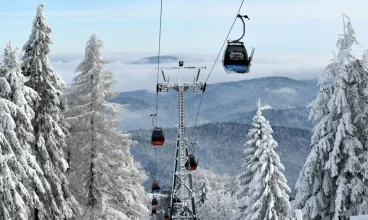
129;55;178;64
130;122;311;195
112;77;318;131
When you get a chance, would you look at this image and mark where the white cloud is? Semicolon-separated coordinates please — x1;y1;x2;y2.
52;60;80;85
52;53;328;92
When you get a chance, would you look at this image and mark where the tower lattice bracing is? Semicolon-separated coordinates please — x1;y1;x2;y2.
156;61;206;220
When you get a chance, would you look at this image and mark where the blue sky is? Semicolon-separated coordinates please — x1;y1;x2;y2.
1;0;367;55
1;0;368;91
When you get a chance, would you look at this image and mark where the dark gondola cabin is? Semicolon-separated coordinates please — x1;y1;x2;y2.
152;197;158;207
223;43;250;74
222;14;254;74
185;154;198;171
151;181;161;193
164;212;169;220
172;196;181;204
152;208;157;216
152;127;165;146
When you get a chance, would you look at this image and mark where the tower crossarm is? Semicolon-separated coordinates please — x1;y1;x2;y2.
155;66;206;70
157;82;206;93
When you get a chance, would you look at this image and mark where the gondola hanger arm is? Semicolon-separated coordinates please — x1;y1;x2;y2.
230;14;249;43
150;113;158;128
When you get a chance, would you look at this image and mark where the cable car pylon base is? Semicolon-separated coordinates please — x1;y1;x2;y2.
156;61;206;220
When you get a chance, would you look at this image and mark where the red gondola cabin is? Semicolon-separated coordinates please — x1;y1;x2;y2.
185;154;198;171
152;127;165;146
164;212;169;220
152;208;157;216
152;197;158;207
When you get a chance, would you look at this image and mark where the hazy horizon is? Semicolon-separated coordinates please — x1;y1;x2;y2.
48;52;325;92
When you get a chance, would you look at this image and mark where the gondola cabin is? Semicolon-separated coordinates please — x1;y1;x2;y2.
185;154;198;171
223;42;250;74
151;181;161;193
152;208;157;216
172;197;181;204
164;212;169;220
152;197;158;207
152;127;165;146
222;14;254;74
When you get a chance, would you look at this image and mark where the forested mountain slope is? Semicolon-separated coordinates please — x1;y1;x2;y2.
130;122;311;195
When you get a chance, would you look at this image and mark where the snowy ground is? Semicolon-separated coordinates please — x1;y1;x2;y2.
351;215;368;220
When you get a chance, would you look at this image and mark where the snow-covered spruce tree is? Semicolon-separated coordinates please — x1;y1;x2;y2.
236;100;291;220
192;168;238;220
21;4;79;219
0;43;46;219
236;103;262;219
0;88;33;219
0;101;29;220
361;50;368;189
294;15;368;220
65;34;148;219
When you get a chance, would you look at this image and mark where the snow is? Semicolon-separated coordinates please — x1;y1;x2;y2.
1;6;367;220
295;209;303;220
0;42;53;219
192;168;238;220
236;100;291;220
65;34;149;219
351;215;368;220
20;4;80;219
295;14;368;219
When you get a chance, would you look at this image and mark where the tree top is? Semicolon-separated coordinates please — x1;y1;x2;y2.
337;14;358;50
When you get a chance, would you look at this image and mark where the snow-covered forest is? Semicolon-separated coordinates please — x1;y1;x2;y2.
1;3;368;220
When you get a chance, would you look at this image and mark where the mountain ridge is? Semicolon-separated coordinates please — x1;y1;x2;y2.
111;76;319;131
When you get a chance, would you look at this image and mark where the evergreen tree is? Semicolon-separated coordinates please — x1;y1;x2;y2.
21;4;79;219
294;14;368;220
65;34;148;219
361;50;368;190
0;97;30;219
237;100;291;220
236;103;262;219
192;168;238;220
0;43;45;219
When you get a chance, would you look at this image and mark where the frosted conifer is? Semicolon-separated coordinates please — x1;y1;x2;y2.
295;14;368;220
192;168;238;220
65;34;148;219
236;100;291;220
21;4;79;219
0;97;30;219
0;43;46;219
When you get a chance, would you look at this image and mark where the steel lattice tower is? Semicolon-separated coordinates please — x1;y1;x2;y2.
156;61;206;220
